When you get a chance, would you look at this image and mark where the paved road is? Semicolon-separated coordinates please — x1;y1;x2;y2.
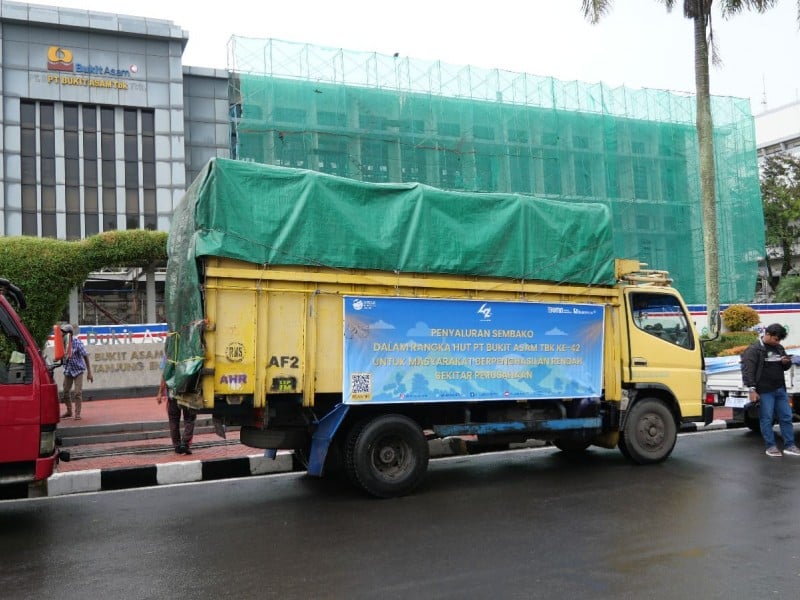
2;427;799;600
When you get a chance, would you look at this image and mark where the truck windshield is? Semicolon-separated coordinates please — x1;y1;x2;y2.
630;292;694;350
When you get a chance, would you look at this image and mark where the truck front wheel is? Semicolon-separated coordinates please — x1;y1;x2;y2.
621;398;677;464
345;414;429;498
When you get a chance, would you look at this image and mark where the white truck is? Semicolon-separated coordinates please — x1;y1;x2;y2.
695;303;800;429
705;355;800;431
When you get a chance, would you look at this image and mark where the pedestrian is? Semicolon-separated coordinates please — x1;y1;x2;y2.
59;323;93;420
157;354;197;454
741;323;800;457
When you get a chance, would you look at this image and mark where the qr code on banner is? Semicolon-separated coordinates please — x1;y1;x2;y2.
349;372;372;401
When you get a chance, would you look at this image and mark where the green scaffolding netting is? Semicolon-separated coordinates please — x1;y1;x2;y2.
226;37;765;307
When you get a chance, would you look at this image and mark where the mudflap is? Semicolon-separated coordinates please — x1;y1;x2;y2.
704;404;714;426
307;403;350;477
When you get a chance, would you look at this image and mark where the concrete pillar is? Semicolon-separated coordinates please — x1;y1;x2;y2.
146;269;156;324
69;287;79;325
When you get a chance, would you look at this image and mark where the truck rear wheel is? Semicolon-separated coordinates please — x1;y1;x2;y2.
743;407;760;433
345;414;429;498
621;398;677;464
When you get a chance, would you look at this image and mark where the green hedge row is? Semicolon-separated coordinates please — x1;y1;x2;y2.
0;231;167;346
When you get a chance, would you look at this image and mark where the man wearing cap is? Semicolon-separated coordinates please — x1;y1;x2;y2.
59;323;93;420
741;323;800;457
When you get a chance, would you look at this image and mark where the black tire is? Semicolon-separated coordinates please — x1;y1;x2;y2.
344;414;429;498
553;437;591;453
621;398;677;464
617;435;632;460
344;419;369;487
742;407;761;434
743;412;761;433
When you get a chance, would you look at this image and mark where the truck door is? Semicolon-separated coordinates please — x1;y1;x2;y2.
0;303;38;465
624;290;703;417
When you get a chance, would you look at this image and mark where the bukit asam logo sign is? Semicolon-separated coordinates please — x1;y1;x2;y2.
44;46;140;90
46;46;73;71
46;46;139;78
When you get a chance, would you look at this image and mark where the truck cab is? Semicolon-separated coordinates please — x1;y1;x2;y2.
0;279;62;496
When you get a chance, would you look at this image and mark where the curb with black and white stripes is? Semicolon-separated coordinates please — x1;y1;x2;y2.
46;451;297;497
46;423;742;497
679;418;741;433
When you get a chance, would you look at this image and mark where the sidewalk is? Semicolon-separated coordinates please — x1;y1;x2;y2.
46;396;295;497
55;396;256;472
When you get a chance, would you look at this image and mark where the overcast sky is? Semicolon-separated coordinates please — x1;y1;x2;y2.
44;0;800;114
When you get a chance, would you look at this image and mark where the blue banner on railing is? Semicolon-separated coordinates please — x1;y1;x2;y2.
343;297;605;404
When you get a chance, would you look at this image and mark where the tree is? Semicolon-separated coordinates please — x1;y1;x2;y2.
761;153;800;290
581;0;791;336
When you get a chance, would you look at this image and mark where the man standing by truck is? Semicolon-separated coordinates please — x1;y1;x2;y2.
60;324;93;420
741;323;800;457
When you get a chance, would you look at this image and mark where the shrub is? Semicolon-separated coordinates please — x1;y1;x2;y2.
0;231;166;345
702;331;758;357
775;276;800;302
718;345;750;357
721;304;760;332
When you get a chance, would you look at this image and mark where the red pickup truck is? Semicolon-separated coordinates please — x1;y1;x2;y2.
0;278;67;497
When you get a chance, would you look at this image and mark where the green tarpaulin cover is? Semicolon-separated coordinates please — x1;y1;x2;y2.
165;158;615;392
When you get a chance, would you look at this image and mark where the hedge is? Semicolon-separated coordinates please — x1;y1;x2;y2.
0;231;167;346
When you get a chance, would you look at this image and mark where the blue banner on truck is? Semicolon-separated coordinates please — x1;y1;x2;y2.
342;296;605;404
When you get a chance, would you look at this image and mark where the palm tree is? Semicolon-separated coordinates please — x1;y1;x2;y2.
582;0;789;337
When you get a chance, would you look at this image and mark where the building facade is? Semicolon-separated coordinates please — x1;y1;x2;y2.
0;1;767;317
0;1;229;323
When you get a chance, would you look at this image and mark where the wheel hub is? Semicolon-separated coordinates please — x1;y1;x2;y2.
378;445;398;464
638;415;664;448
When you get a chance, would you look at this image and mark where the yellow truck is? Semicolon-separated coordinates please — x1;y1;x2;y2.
165;159;711;497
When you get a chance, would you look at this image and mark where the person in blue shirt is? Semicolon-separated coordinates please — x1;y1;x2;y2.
60;324;93;420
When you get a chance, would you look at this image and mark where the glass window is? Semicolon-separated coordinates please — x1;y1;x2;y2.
20;100;36;128
142;162;155;189
143;189;156;216
84;213;99;237
41;212;56;238
21;185;36;212
141;140;155;164
84;131;97;160
64;104;78;130
101;133;115;157
39;103;54;130
21;212;37;235
103;184;117;232
41;186;56;211
124;161;138;187
0;317;30;385
84;187;98;212
100;107;114;132
65;186;80;212
84;160;98;187
40;157;56;185
66;213;81;240
125;188;139;213
102;160;116;186
21;156;36;182
21;129;36;157
82;106;97;132
123;109;137;134
141;110;154;134
65;158;79;187
630;292;694;350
